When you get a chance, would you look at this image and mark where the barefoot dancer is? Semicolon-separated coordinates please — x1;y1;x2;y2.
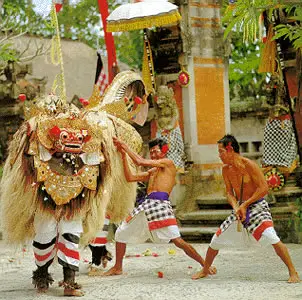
192;134;300;283
104;137;216;277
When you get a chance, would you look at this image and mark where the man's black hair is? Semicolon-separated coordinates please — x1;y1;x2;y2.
148;138;167;150
217;134;240;153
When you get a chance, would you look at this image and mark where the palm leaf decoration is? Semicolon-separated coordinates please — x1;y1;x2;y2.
273;5;302;49
222;0;285;43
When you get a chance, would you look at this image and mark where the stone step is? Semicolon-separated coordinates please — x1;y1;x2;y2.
179;210;231;226
272;186;302;202
180;209;232;221
179;205;296;225
180;226;217;235
179;226;217;243
270;206;297;215
196;196;229;209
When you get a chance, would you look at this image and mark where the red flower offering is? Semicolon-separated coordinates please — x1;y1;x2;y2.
18;94;26;102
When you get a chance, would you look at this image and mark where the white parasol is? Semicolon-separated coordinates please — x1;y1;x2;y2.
106;0;181;32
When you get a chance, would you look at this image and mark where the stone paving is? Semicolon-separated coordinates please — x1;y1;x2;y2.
0;241;301;300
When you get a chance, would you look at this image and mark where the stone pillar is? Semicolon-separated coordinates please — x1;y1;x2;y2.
182;0;230;171
177;0;230;200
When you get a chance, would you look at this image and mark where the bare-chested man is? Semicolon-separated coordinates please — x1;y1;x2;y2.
104;137;216;277
192;134;300;283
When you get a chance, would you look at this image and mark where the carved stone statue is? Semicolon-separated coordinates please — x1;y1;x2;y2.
151;85;186;172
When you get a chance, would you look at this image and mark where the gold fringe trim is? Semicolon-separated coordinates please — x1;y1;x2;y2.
106;11;181;32
262;158;298;177
86;84;103;109
259;24;277;74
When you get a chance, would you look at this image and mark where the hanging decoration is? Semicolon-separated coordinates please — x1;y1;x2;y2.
49;2;66;105
178;70;190;87
258;24;277;74
54;0;63;13
264;168;285;191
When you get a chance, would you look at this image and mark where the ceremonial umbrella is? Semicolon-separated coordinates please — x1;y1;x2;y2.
106;0;181;94
106;0;181;33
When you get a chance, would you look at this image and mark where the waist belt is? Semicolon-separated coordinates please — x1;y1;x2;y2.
147;192;169;201
241;198;264;226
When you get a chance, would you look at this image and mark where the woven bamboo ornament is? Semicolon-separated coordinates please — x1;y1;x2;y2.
88;70;148;123
259;24;277;74
142;30;155;94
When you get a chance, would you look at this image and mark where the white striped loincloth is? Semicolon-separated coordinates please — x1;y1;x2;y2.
216;198;274;241
126;192;177;231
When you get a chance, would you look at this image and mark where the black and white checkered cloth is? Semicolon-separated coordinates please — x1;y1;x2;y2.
158;126;185;170
219;199;273;236
129;198;176;225
263;118;297;167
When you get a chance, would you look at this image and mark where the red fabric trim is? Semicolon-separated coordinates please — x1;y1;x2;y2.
270;114;291;122
216;228;222;236
126;215;132;223
252;221;274;241
91;237;107;245
148;218;178;231
98;0;117;83
57;242;80;260
34;251;53;262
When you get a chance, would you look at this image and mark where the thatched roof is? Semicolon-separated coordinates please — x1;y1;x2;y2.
12;35;130;99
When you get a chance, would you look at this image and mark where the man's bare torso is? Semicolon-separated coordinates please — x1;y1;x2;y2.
147;161;176;195
224;158;260;201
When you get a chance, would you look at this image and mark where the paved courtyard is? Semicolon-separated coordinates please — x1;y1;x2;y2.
0;241;301;300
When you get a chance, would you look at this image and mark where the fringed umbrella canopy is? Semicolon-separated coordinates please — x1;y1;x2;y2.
106;0;181;32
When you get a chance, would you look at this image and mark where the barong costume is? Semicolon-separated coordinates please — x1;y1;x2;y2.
1;70;147;292
88;215;112;270
90;215;111;247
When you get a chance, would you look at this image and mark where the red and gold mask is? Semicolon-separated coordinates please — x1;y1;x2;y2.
48;126;91;153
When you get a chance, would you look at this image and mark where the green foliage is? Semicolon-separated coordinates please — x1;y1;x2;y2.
228;31;268;103
296;197;302;231
0;2;28;65
115;31;143;70
288;197;302;231
222;0;302;105
273;6;302;49
222;0;302;49
1;0;143;70
222;0;281;43
3;1;48;35
0;42;18;62
223;0;264;43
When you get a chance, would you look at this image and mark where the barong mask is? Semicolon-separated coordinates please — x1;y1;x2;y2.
48;126;91;154
25;107;107;206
